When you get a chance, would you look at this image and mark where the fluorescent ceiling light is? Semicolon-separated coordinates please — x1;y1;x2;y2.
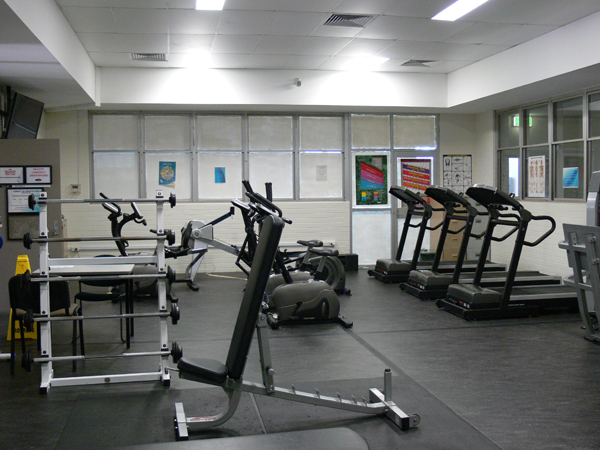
432;0;490;21
195;0;225;10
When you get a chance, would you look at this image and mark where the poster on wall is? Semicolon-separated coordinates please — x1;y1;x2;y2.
443;155;472;193
0;166;24;185
400;159;431;194
159;161;176;187
528;155;546;197
563;167;579;188
354;154;388;206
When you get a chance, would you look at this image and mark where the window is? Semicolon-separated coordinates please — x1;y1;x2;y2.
498;109;520;149
554;97;583;141
393;115;436;150
498;149;520;196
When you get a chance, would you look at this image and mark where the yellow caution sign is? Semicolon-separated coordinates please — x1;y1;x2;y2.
7;255;37;341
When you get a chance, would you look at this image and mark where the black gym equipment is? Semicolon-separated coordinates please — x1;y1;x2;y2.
241;181;352;329
369;186;505;284
172;213;419;439
437;184;578;320
401;186;562;300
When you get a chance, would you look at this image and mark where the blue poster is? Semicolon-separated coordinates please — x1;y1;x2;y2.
159;161;176;187
215;167;226;183
563;167;579;188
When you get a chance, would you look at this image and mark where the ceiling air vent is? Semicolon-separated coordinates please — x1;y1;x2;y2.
324;13;375;28
401;59;435;67
131;53;168;62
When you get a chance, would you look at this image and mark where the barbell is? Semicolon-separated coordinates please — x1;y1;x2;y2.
23;302;181;331
21;266;177;286
28;192;177;209
23;230;176;249
21;341;183;372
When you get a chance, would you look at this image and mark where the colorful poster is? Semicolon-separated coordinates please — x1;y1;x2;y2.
443;154;472;193
355;154;388;205
400;159;431;194
528;156;545;197
215;167;226;183
159;161;176;187
563;167;579;188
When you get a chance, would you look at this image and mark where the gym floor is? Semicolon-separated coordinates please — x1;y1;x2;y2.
1;269;599;450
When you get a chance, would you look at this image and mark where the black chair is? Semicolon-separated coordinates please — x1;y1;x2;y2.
75;277;128;353
8;274;79;375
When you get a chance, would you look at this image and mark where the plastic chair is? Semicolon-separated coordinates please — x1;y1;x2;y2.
8;274;79;375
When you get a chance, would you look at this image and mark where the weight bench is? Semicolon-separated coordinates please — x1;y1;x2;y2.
173;214;420;440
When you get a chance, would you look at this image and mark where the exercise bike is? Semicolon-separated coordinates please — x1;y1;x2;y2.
241;182;352;329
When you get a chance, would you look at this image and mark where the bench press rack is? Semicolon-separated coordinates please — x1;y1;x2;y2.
172;214;420;440
27;191;177;393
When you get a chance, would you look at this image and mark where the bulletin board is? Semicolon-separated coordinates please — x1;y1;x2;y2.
443;155;472;193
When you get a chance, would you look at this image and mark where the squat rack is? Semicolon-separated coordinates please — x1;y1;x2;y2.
26;191;176;393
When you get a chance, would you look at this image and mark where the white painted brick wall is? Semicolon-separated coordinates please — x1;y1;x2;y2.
62;201;351;276
490;201;586;278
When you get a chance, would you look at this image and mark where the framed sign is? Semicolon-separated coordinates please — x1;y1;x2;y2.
25;166;52;184
354;154;389;206
0;166;24;185
6;188;43;213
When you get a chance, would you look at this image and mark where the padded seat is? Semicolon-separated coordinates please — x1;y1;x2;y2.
297;239;322;247
311;247;339;257
177;357;228;386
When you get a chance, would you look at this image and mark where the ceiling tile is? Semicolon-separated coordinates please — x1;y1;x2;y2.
385;0;456;19
245;54;289;69
264;12;330;36
223;0;282;11
336;38;395;57
358;15;471;41
254;35;307;55
212;34;262;54
280;55;330;70
414;42;512;61
278;0;340;13
57;0;194;7
333;0;403;15
295;37;353;56
446;22;559;46
210;53;250;68
78;33;168;53
311;25;364;38
481;0;600;25
217;10;277;35
378;40;436;59
168;35;214;53
168;10;221;34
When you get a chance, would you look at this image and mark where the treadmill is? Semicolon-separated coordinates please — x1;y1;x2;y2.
402;186;562;300
437;184;578;320
368;186;443;283
368;186;505;284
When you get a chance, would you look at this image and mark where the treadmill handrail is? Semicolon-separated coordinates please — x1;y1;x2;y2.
523;215;556;247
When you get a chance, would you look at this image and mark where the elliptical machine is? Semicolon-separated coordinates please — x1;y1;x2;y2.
241;181;352;329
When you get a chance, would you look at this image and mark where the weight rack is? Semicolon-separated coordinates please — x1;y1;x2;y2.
28;192;176;393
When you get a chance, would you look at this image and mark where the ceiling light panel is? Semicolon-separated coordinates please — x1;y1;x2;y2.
432;0;490;21
195;0;225;11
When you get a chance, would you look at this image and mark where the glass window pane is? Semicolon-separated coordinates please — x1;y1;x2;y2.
93;115;138;150
352;210;391;264
554;97;583;141
145;115;191;150
197;116;242;150
555;142;584;199
299;116;342;150
299;151;343;199
590;140;600;175
498;149;520;197
351;114;390;149
249;116;293;150
524;146;550;199
197;152;242;199
249;152;293;198
589;93;600;138
393;115;436;150
145;152;192;200
523;105;548;146
93;152;139;198
498;109;519;148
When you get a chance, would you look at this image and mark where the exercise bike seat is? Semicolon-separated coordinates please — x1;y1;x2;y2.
297;239;323;248
178;357;228;386
311;247;339;257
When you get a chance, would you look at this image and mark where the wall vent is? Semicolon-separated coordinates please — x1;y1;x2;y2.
131;53;168;61
324;13;375;28
401;59;435;67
